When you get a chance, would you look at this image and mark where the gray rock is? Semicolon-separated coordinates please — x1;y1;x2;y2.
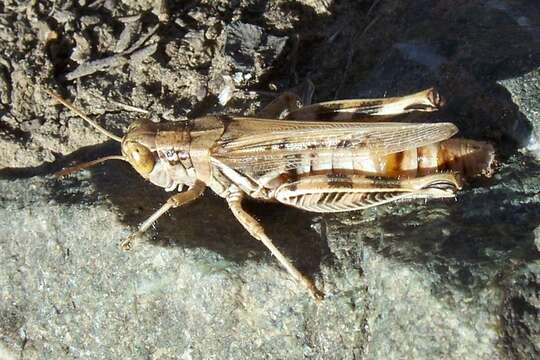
501;261;540;359
0;172;364;359
498;67;540;154
325;153;540;359
224;21;288;74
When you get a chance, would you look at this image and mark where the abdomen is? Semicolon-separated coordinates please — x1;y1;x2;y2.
296;138;495;179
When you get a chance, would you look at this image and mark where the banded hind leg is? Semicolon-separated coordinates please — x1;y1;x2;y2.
286;87;444;121
257;84;444;123
274;173;461;213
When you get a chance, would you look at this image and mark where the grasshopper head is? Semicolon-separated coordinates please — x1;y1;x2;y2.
49;91;194;191
122;119;195;191
121;120;158;177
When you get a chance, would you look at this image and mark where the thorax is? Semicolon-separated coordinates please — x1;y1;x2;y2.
148;116;227;192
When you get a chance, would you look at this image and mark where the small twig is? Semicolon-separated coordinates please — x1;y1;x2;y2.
366;0;383;19
117;14;142;23
361;14;380;36
110;99;150;114
87;0;105;9
47;0;57;17
115;21;141;53
122;24;160;55
326;22;348;44
334;15;380;99
129;43;158;62
65;55;128;80
65;20;160;81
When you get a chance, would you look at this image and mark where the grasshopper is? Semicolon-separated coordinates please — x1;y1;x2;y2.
47;87;495;301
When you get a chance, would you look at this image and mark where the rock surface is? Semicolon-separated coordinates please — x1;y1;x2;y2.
1;0;540;359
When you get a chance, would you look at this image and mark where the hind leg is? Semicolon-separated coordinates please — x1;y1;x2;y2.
286;87;444;121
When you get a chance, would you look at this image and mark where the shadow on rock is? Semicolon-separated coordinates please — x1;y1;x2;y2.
333;0;539;151
0;141;120;180
90;160;328;277
362;156;540;289
4;146;329;278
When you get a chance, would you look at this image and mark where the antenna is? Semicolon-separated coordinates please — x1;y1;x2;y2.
47;89;123;142
55;155;128;177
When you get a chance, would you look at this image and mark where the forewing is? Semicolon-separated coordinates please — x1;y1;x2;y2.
212;117;458;175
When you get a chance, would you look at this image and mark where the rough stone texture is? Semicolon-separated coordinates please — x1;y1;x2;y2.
501;261;540;359
499;67;540;156
1;0;540;359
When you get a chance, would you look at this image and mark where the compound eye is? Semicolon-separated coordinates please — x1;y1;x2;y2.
123;142;155;175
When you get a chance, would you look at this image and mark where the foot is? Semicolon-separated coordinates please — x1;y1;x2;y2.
309;284;325;303
119;231;143;251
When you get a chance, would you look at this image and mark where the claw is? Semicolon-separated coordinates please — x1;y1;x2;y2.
120;232;142;251
309;285;325;303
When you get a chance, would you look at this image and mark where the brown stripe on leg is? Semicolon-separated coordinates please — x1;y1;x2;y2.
286;88;444;121
275;173;461;213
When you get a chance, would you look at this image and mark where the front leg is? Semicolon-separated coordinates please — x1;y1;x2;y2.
121;180;206;250
226;187;324;301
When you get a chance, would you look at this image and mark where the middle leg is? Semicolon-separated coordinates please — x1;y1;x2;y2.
256;79;315;119
226;187;325;301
